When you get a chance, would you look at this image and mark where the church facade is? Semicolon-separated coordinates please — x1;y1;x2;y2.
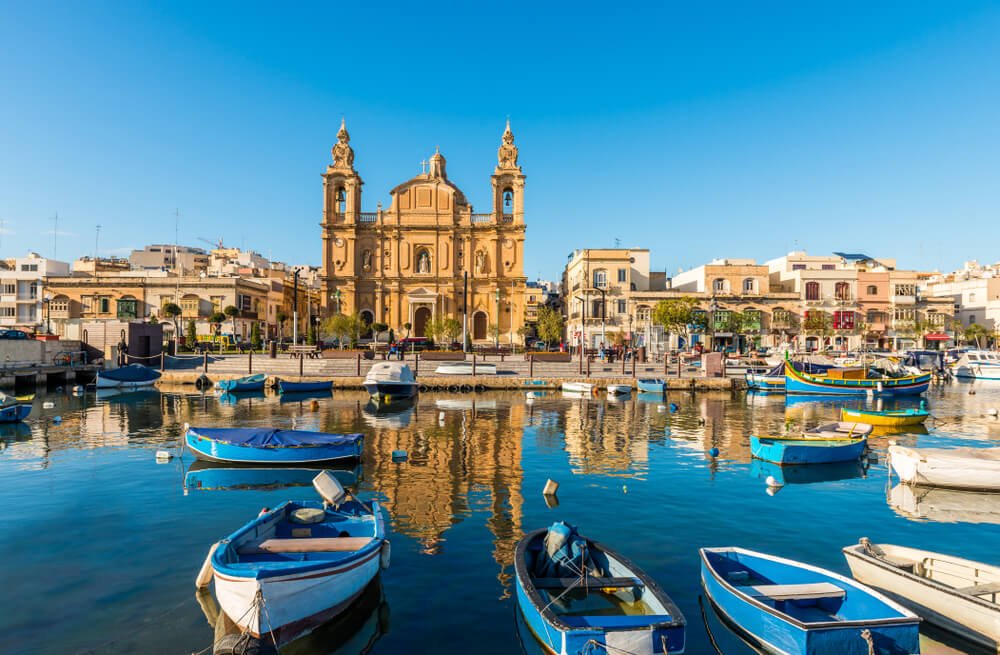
320;120;527;344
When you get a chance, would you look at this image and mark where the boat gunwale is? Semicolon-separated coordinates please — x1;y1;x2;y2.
514;527;686;635
699;546;921;631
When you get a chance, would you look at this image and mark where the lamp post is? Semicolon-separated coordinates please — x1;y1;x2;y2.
292;269;299;345
708;295;718;352
494;287;501;349
43;293;52;335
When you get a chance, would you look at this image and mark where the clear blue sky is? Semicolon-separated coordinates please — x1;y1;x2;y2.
2;2;999;280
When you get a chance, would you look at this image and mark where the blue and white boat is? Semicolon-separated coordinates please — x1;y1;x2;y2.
785;361;930;397
637;379;666;394
515;523;686;655
216;374;267;392
208;472;389;645
700;547;920;655
0;396;31;422
185;424;363;464
278;379;334;394
94;364;161;389
746;363;786;392
750;435;867;466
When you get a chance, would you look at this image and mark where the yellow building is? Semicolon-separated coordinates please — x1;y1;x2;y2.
320;120;527;344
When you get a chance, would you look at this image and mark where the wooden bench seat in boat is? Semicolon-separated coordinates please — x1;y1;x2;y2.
532;576;643;590
954;581;1000;597
237;537;372;555
737;582;846;601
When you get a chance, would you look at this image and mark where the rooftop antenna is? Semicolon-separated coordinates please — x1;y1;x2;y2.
614;237;621;248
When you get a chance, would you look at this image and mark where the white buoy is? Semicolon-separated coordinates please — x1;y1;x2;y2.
765;475;783;489
765;485;782;497
657;405;666;412
195;542;220;589
622;484;628;494
42;401;55;409
543;478;559;496
155;450;173;462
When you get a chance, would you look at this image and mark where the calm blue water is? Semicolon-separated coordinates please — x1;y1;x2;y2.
2;381;1000;655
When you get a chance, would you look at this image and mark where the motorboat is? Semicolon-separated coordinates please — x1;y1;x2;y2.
745;362;786;392
515;523;686;655
953;350;1000;380
94;364;161;389
0;394;31;422
362;362;417;401
277;379;334;394
889;444;1000;491
750;434;867;465
844;538;1000;651
185;424;363;464
637;379;666;394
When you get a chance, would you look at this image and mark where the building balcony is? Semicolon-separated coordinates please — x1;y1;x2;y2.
470;213;493;224
358;212;378;223
892;295;916;305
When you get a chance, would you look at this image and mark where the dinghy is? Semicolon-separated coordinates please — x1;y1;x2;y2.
745;363;786;392
94;364;161;389
185;424;363;464
889;444;1000;491
750;433;868;465
606;384;632;395
701;547;920;655
515;523;686;655
208;471;389;645
362;362;417;401
561;382;595;394
841;407;928;427
277;379;333;394
844;538;1000;651
0;394;31;422
216;374;267;393
434;362;496;375
636;379;666;394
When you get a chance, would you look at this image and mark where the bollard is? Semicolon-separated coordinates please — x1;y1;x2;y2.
529;354;534;378
299;353;304;377
160;351;165;372
248;350;253;374
203;351;208;373
632;353;636;377
472;354;477;376
414;353;419;377
356;353;361;377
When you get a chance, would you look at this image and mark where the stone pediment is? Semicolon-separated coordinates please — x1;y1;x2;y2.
388;149;469;212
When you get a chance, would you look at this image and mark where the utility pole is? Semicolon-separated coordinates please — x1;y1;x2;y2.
292;269;300;344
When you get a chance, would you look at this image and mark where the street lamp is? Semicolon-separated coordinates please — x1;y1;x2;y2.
43;293;52;335
494;287;501;349
708;295;718;352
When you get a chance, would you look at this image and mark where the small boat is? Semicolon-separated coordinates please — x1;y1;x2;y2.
844;538;1000;651
745;363;786;392
637;378;666;394
362;362;417;401
889;444;1000;491
216;374;267;393
784;360;931;397
841;406;928;427
0;394;31;423
561;382;595;394
183;460;361;492
701;547;920;655
750;422;871;466
434;361;497;375
94;364;161;389
953;350;1000;380
185;424;363;464
208;471;389;645
278;379;334;394
606;384;631;395
515;523;686;655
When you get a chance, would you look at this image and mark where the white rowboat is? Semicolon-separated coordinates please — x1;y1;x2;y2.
844;539;1000;651
888;444;1000;491
606;384;631;395
434;362;497;375
561;382;594;394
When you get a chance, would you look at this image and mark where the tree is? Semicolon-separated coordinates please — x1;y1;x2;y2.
803;311;833;336
224;305;239;340
322;312;363;349
516;324;531;346
209;312;227;335
372;322;389;346
535;306;565;345
162;302;182;337
250;322;262;350
185;319;197;350
424;317;445;345
489;323;501;348
964;323;990;348
651;297;697;349
276;311;288;341
441;318;462;346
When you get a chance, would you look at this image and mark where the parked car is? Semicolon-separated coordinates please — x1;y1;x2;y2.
0;329;30;340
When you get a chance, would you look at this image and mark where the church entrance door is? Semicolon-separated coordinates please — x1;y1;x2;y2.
413;307;432;338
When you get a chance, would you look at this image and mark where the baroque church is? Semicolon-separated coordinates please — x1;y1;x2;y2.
320;120;527;343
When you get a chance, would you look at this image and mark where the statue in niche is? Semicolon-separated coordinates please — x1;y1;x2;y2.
362;249;372;272
475;250;487;274
416;250;431;274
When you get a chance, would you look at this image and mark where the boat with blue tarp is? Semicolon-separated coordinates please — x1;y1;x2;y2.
216;374;267;392
207;471;389;646
700;546;921;655
185;424;363;464
94;364;161;389
515;522;686;655
278;379;334;394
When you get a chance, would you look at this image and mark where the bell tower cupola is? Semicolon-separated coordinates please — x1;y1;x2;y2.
491;119;525;224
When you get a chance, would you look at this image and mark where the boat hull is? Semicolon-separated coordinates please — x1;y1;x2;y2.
185;431;363;464
745;372;786;392
889;445;1000;491
750;435;867;465
0;404;31;422
561;382;594;394
785;363;930;397
840;407;928;427
362;382;417;401
94;374;159;388
217;380;266;392
844;543;1000;651
607;384;632;395
637;379;666;394
278;380;333;394
434;363;496;375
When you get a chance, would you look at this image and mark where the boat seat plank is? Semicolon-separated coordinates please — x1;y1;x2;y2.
738;582;846;601
532;576;643;590
954;581;1000;596
237;537;372;554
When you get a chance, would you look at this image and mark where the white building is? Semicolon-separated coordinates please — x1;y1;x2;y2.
1;252;71;332
926;261;1000;333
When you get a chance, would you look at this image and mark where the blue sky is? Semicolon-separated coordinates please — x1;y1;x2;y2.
2;2;999;280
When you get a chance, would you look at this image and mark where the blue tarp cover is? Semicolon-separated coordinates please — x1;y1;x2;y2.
102;365;161;382
190;427;363;448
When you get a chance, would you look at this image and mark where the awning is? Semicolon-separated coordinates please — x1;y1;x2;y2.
924;332;951;341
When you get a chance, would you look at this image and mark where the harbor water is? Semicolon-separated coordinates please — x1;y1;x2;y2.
3;381;1000;654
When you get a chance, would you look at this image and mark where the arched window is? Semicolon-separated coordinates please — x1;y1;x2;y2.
713;278;730;293
805;281;820;300
835;281;850;301
336;188;346;214
502;188;514;214
866;285;878;296
593;269;607;289
742;278;757;294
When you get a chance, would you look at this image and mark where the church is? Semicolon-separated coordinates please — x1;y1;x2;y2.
320;120;527;344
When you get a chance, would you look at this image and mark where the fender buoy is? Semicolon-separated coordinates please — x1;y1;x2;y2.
460;384;472;393
195;374;211;390
380;540;392;570
213;633;277;655
448;385;459;393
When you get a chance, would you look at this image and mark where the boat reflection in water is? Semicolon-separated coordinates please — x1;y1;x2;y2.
205;576;389;655
362;397;415;429
0;421;33;442
889;483;1000;526
183;460;362;493
751;459;866;487
217;390;267;405
279;390;334;404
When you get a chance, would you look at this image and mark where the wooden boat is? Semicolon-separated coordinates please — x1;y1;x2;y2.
434;361;497;375
208;472;389;645
362;362;417;401
844;539;1000;651
94;364;161;389
216;373;267;393
606;384;631;395
802;421;873;439
701;547;920;655
750;434;867;465
277;379;333;394
636;379;666;394
784;361;930;397
185;424;363;464
745;362;786;392
561;382;595;394
841;407;928;427
0;395;31;423
889;444;1000;491
515;523;686;655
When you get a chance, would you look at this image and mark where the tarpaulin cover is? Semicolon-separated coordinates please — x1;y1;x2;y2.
102;364;161;382
189;427;363;448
